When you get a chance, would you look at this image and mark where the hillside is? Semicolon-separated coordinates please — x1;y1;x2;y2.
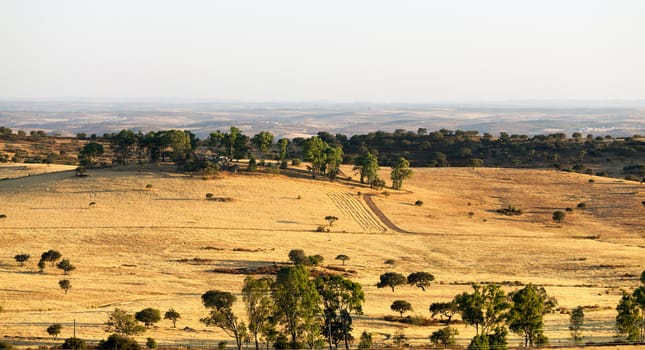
0;164;643;348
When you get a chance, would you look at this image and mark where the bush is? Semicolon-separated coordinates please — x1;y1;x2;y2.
553;210;566;223
565;207;573;212
414;200;424;206
146;338;156;349
205;193;214;199
384;259;395;265
62;337;85;350
291;158;301;166
98;334;141;350
0;341;12;350
0;214;6;220
497;205;522;216
577;202;586;209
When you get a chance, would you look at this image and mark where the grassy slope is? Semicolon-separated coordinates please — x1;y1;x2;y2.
0;164;643;347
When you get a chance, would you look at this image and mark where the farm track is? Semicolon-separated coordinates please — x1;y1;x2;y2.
327;192;386;233
362;193;412;233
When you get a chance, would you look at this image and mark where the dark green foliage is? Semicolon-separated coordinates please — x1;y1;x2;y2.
325;215;338;226
98;334;141;350
308;254;324;266
468;334;489;350
455;284;510;347
430;327;458;347
390;157;412;190
105;308;146;336
164;309;181;328
353;151;379;185
569;306;584;344
407;272;435;291
357;331;372;349
429;301;459;325
414;200;423;206
14;254;30;267
79;142;105;166
376;272;407;292
577;202;586;209
135;308;161;328
248;157;257;172
242;276;275;350
62;337;85;350
201;290;247;350
615;292;641;341
508;284;555;347
56;259;76;275
391;300;413;317
288;249;308;265
59;279;71;294
335;254;350;265
145;338;156;349
315;274;365;350
496;205;522;216
47;323;62;340
552;210;566;222
41;249;62;267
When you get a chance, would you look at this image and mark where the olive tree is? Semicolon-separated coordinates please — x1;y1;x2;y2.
376;272;407;292
391;300;412;317
14;254;30;267
407;272;435;291
56;259;76;275
59;279;72;294
46;323;62;340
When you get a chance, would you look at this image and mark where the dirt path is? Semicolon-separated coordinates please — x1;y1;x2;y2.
327;192;386;233
362;193;412;233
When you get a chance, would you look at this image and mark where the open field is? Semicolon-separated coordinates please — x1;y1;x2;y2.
0;164;644;348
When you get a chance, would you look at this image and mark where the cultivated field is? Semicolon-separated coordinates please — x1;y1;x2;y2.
0;164;643;348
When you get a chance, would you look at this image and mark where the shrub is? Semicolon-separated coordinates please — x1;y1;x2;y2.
468;211;474;218
205;193;214;199
384;259;395;265
98;334;141;350
291;158;301;166
0;214;6;220
146;338;156;349
588;179;595;183
565;207;573;212
307;254;324;266
62;337;85;350
497;205;522;216
145;184;152;190
316;226;329;232
553;210;566;223
414;200;424;206
577;202;586;209
0;341;12;350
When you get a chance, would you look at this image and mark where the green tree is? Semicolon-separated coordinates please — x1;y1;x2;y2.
110;129;138;165
455;284;510;347
376;272;407;292
272;265;322;349
429;301;459;325
62;337;85;350
569;306;584;344
41;250;62;267
135;308;161;328
430;327;458;348
242;276;275;350
164;309;181;328
59;279;71;294
14;254;30;267
390;157;412;190
357;331;372;349
201;290;247;350
508;284;556;347
407;272;435;291
277;138;289;160
56;259;76;275
46;323;62;340
105;308;146;336
353;151;379;185
335;254;350;266
252;131;275;160
632;284;645;342
315;274;365;350
391;300;412;317
98;334;141;350
288;249;308;265
616;291;641;341
79;141;105;166
552;210;566;223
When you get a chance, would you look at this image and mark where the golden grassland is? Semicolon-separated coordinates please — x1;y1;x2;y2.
0;163;644;348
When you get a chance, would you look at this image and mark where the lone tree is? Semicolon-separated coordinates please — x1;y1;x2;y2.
335;254;350;266
508;284;557;347
56;259;76;275
59;279;71;294
41;250;62;267
390;157;413;190
135;308;161;328
391;300;413;317
164;309;181;328
407;272;435;291
552;210;566;223
201;290;247;350
14;254;30;267
105;308;146;336
569;306;585;344
353;151;379;186
46;323;62;340
377;272;407;292
325;215;339;227
429;301;459;325
430;327;459;348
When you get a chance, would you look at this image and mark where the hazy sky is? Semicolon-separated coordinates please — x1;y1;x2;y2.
1;1;644;102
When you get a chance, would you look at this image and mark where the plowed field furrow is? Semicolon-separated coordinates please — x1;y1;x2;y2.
327;192;386;233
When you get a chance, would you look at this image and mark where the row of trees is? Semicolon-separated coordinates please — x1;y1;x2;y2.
615;270;645;342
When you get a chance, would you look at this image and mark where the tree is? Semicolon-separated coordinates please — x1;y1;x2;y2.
79;141;105;166
146;338;156;349
391;300;413;317
430;327;458;348
59;279;71;294
201;290;247;350
407;272;435;291
164;309;181;328
14;254;30;267
335;254;350;266
41;250;62;267
377;272;407;292
508;284;556;347
325;215;338;227
616;291;641;341
105;308;146;336
46;323;62;340
38;259;45;273
135;308;161;328
390;157;412;190
455;284;510;347
429;301;459;325
110;129;138;165
242;276;274;350
357;331;372;349
272;265;322;349
277;138;289;160
569;306;584;344
98;334;141;350
252;131;274;160
315;275;365;350
552;210;566;223
56;259;76;275
288;249;308;265
62;337;85;350
353;152;379;185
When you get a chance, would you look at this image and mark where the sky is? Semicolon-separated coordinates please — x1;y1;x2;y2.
1;0;644;103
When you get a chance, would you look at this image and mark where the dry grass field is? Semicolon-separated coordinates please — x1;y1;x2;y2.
0;163;643;349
